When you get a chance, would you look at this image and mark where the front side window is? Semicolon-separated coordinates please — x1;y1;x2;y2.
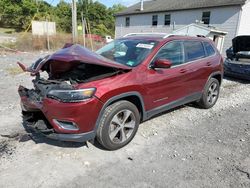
153;41;185;66
165;14;171;26
184;41;206;62
204;42;216;56
96;39;158;67
152;15;158;26
202;11;211;24
125;17;130;27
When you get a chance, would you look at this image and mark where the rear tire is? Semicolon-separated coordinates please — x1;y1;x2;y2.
96;100;140;150
197;78;220;109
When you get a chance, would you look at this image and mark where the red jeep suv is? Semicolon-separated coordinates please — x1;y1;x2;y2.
18;34;223;150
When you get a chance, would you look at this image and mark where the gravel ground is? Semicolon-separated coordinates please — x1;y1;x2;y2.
0;52;249;188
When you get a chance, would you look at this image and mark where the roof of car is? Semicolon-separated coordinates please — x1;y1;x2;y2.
116;0;246;16
119;34;212;43
121;35;166;41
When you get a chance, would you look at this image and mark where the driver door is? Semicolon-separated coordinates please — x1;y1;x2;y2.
145;41;193;110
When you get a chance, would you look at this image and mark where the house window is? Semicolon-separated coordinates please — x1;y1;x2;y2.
125;17;130;27
152;15;158;26
165;14;171;26
202;11;210;24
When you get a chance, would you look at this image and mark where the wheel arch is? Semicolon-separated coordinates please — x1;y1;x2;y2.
94;92;146;134
211;72;223;85
206;71;223;87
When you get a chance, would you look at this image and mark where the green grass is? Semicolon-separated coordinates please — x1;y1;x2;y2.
0;27;16;34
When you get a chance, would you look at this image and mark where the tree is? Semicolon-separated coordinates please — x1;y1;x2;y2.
0;0;53;30
53;1;72;32
0;0;24;29
106;4;126;36
78;1;126;37
0;0;126;36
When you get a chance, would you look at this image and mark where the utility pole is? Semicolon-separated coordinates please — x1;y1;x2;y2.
36;0;39;13
72;0;78;43
81;12;85;47
46;18;50;51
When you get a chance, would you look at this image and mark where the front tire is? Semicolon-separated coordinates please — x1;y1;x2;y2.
96;100;140;150
197;78;220;109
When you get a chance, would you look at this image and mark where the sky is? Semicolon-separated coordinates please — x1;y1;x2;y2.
44;0;140;7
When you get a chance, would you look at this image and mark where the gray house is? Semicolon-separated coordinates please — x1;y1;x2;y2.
115;0;250;54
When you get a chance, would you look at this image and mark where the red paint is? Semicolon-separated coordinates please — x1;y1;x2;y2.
19;36;223;134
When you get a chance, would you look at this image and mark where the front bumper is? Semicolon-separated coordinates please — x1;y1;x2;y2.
25;118;95;142
224;60;250;81
19;85;103;142
224;70;250;81
46;131;95;142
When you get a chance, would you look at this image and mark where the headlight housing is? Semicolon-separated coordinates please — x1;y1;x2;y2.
47;88;96;102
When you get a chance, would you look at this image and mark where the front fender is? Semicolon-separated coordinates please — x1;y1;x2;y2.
93;91;146;133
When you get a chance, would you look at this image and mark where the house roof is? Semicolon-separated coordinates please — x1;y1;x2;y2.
116;0;247;16
172;23;228;36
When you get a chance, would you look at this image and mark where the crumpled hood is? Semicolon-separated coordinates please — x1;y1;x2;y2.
48;44;131;70
17;44;131;76
232;36;250;54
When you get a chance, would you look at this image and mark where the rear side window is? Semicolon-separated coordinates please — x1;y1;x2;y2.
204;42;216;56
184;41;206;62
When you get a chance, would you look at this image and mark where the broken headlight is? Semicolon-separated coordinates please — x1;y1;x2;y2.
47;88;96;102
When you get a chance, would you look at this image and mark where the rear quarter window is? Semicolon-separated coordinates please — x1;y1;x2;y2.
204;42;216;56
184;41;206;62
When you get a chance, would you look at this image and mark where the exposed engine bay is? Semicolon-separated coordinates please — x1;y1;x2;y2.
18;44;131;102
46;62;123;84
226;36;250;61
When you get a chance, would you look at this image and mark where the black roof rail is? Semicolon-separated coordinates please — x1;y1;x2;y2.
197;35;206;38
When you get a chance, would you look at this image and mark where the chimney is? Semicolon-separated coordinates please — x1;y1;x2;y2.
140;0;144;11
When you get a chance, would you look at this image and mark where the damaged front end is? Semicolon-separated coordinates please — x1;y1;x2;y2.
18;44;131;142
18;76;99;142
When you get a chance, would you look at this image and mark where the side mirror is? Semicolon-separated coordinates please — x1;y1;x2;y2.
151;59;172;69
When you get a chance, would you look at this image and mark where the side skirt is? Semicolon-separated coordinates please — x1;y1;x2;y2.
145;92;202;120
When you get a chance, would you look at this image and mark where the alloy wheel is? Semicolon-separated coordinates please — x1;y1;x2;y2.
109;109;136;144
207;82;219;105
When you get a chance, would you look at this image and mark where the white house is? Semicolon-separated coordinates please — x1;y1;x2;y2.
115;0;250;54
172;23;228;53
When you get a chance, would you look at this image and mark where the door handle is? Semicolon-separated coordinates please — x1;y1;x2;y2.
206;62;212;67
180;69;187;73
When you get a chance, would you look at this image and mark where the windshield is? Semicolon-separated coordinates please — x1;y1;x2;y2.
96;39;158;67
